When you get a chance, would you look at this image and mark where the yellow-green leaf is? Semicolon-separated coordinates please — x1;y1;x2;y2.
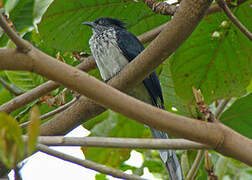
27;106;40;155
0;112;25;168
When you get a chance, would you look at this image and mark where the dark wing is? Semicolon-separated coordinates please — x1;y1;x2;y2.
116;29;164;108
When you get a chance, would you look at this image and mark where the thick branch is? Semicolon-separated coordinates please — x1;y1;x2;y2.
37;144;144;180
23;136;209;150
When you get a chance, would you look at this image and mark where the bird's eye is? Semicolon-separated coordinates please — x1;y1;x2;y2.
97;20;103;25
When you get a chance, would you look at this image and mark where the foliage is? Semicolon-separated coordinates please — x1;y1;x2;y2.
0;0;251;179
27;106;40;154
171;1;252;104
221;93;252;138
0;112;25;168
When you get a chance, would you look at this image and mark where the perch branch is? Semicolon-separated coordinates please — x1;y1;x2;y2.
22;136;209;150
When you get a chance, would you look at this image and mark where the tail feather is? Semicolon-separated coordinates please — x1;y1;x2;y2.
151;128;184;180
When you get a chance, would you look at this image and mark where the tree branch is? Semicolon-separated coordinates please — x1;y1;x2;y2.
37;144;144;180
217;0;252;41
23;136;209;150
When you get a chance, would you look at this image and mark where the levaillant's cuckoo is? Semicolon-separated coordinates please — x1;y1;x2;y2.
82;17;183;180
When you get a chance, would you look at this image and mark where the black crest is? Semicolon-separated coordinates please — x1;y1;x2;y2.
94;17;126;29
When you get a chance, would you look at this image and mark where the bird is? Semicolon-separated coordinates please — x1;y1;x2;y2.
82;17;183;180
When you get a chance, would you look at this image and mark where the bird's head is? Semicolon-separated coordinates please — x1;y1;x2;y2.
82;17;126;32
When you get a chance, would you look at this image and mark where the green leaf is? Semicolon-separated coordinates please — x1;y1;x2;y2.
95;174;109;180
143;159;164;173
33;0;53;25
220;93;252;138
90;110;146;137
9;0;34;31
171;1;252;104
83;110;147;167
5;71;43;91
247;79;252;93
0;112;25;168
159;60;195;116
27;106;40;154
0;88;13;105
181;152;190;177
215;156;229;179
83;110;109;130
3;0;18;14
0;33;9;47
38;0;168;51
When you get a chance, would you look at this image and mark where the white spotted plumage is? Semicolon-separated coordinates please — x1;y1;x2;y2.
89;28;129;81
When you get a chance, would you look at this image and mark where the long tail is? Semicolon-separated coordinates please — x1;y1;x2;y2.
151;129;184;180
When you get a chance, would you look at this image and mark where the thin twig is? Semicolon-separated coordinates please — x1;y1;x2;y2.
0;77;24;96
20;97;78;128
37;143;145;180
186;150;205;180
217;0;252;41
215;98;231;119
0;14;31;52
204;151;218;180
23;136;209;150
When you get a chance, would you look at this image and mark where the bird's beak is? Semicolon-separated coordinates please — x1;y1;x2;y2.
82;21;95;27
